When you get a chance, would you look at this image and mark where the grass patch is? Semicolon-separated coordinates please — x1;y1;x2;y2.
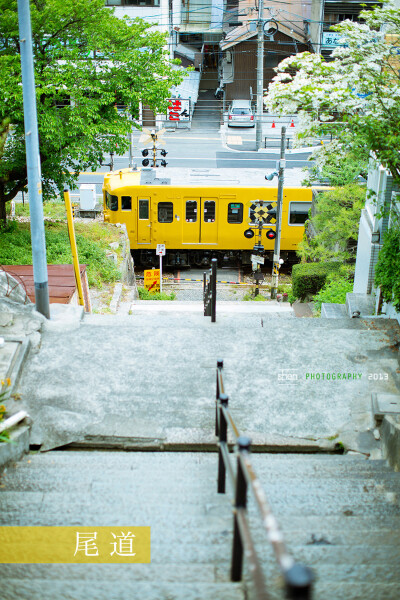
0;221;120;288
137;287;176;301
243;292;268;301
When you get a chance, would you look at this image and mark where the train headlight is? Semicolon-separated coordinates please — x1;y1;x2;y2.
244;228;255;239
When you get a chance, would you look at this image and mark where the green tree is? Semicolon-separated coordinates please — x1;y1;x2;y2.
0;0;183;222
265;2;400;185
298;184;365;262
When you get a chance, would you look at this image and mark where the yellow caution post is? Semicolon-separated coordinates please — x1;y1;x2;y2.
63;189;86;310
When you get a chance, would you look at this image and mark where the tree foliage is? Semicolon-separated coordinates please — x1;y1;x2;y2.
265;2;400;184
374;222;400;310
0;0;184;220
297;184;366;262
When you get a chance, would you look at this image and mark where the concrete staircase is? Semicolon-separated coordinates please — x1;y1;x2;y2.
0;451;399;599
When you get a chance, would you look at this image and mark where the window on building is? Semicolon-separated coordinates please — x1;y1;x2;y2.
138;199;149;219
203;201;215;222
158;202;173;223
289;202;312;225
227;202;243;224
186;201;197;222
106;192;118;211
121;196;131;211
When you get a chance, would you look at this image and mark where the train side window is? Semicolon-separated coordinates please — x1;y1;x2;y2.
228;202;243;224
204;201;215;222
106;192;118;211
139;199;149;219
186;200;197;222
121;196;131;211
289;202;312;225
158;202;173;223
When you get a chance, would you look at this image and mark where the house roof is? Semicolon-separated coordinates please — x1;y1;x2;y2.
221;0;310;50
220;21;308;51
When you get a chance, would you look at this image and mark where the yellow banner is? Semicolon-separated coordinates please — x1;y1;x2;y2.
144;269;160;293
0;527;150;564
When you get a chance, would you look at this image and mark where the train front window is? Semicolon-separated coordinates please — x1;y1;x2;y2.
158;202;173;223
106;192;118;211
204;201;215;222
122;196;131;211
228;203;243;224
139;199;149;219
186;201;197;222
289;202;312;225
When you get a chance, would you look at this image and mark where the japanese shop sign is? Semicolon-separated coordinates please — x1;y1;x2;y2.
167;98;190;122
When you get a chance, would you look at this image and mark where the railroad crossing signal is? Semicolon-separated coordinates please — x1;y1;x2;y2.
247;200;277;227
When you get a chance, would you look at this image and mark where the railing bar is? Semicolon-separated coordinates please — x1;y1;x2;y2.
238;453;295;573
220;404;240;440
236;508;270;600
217;370;225;396
219;441;236;490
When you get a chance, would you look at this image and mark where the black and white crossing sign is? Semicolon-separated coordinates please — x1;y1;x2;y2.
248;200;277;226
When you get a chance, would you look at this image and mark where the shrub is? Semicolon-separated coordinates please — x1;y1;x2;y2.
313;274;354;311
292;262;343;300
137;287;176;301
374;225;400;310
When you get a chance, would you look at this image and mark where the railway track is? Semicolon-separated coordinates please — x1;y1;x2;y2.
135;266;292;301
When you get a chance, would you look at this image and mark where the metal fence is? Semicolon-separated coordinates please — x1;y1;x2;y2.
203;258;217;322
215;360;314;600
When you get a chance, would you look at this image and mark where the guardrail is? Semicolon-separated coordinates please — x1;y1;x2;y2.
215;360;314;600
203;258;217;322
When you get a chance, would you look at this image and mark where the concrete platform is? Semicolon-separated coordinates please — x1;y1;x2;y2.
14;307;400;453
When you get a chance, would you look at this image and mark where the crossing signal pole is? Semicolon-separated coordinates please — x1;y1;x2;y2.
270;126;286;299
256;0;264;151
140;129;168;168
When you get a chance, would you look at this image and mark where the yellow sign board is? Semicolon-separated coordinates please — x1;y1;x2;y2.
0;526;151;563
144;269;160;293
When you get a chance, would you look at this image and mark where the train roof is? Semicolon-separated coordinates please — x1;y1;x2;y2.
103;167;312;192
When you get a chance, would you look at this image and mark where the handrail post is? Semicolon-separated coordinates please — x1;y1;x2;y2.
231;435;251;582
203;271;207;314
216;359;223;436
211;257;217;322
217;393;229;494
284;563;314;600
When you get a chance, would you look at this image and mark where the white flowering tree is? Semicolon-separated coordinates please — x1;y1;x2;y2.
265;2;400;184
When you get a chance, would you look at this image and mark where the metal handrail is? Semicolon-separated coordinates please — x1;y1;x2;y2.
215;360;314;600
203;258;217;322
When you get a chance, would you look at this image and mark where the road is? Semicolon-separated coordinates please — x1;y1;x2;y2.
73;123;314;193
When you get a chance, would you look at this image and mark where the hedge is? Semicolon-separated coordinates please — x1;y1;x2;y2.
292;262;343;300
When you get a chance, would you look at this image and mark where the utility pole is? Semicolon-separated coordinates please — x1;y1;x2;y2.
17;0;50;319
256;0;264;150
270;126;286;299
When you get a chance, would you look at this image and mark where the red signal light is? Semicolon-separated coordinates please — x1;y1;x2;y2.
266;229;276;240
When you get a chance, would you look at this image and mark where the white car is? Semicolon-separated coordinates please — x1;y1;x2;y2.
228;100;255;127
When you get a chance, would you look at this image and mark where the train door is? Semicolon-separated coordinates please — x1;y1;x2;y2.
200;198;218;244
183;198;200;243
137;197;151;244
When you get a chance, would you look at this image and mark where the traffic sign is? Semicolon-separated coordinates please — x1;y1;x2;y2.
247;200;277;226
144;269;160;293
251;255;264;265
156;244;166;256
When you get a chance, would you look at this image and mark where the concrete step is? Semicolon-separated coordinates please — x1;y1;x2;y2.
0;580;245;600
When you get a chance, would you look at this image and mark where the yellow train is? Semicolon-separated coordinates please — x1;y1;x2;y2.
103;168;312;267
